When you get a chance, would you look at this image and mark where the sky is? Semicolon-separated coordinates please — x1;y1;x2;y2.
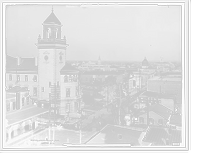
5;4;181;62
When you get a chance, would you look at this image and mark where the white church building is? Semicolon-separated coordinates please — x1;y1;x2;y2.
6;9;82;116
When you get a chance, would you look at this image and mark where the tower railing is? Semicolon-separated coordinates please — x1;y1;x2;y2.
38;38;66;45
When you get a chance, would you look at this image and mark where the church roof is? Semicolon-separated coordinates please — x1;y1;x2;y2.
142;57;149;66
43;11;61;25
60;63;79;74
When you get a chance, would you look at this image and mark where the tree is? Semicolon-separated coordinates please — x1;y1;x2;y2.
79;81;85;108
99;76;118;103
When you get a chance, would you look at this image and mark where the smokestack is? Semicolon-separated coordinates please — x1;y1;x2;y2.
16;93;20;110
17;57;21;66
35;57;38;66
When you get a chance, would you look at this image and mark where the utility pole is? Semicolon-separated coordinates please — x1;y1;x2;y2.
49;102;51;146
106;85;108;111
118;83;122;125
146;97;150;126
79;111;82;144
53;82;56;143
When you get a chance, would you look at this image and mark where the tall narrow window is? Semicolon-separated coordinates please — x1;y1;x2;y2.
33;75;37;82
68;75;72;82
33;87;37;96
66;103;70;113
25;75;28;82
9;74;12;81
6;103;10;112
76;86;79;96
41;87;45;92
66;88;70;97
64;75;68;83
26;96;29;105
17;75;20;81
22;97;25;106
13;102;16;110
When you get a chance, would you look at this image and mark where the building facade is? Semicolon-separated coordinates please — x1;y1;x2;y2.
147;75;182;104
5;86;49;147
5;10;82;116
139;91;176;113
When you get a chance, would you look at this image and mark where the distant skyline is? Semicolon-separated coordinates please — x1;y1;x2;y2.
5;4;181;62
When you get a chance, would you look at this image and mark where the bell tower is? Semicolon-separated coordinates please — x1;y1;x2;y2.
36;8;67;101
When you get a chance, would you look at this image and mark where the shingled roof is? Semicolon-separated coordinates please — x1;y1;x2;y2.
43;10;61;25
60;63;79;74
6;57;37;72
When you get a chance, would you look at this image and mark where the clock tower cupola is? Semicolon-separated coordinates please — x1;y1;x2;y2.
36;8;67;101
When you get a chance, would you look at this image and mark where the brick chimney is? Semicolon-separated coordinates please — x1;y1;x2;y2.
17;56;22;66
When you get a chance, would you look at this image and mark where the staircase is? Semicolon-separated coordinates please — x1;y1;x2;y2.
51;85;60;112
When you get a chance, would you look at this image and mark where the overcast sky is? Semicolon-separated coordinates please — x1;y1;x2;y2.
5;4;181;62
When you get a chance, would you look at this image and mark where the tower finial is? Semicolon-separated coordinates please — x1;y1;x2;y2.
52;6;54;12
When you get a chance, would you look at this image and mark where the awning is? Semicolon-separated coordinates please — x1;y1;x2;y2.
6;106;48;126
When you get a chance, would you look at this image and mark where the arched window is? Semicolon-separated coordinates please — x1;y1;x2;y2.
55;28;58;38
47;28;51;38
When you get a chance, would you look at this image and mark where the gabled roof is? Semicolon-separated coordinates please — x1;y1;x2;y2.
141;91;175;99
6;86;29;93
6;55;38;70
138;104;172;120
43;11;61;25
60;63;79;74
142;126;182;146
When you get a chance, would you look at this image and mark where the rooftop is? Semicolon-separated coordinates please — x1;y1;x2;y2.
6;56;37;72
148;76;182;82
6;86;29;93
43;10;61;25
85;124;142;145
6;106;48;126
138;104;172;119
82;81;104;87
80;70;125;75
140;91;176;98
142;126;182;146
60;63;79;74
